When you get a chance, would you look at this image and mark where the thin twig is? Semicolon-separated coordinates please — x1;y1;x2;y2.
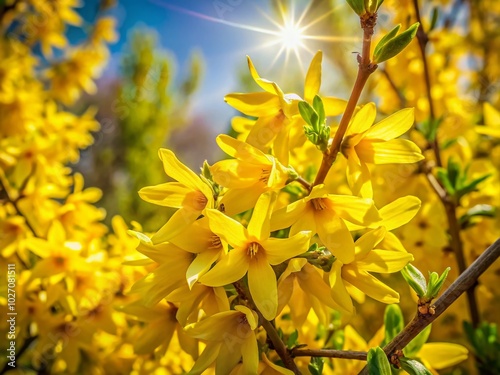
358;238;500;374
313;13;378;186
292;348;367;360
295;176;312;192
380;69;406;108
0;177;37;236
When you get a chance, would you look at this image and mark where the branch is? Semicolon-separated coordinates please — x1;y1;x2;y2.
358;238;500;374
0;176;37;237
313;13;378;186
292;348;367;361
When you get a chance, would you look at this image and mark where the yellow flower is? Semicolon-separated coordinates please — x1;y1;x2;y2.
200;192;311;320
270;184;380;264
184;305;259;375
341;104;424;198
415;342;468;373
476;102;500;138
328;227;413;314
211;135;290;215
139;149;214;243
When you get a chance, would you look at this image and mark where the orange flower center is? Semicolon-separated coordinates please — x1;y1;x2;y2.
259;169;271;184
192;191;208;211
311;198;328;211
209;235;222;249
247;242;261;258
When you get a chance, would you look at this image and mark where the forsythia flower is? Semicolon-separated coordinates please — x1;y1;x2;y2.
200;192;311;320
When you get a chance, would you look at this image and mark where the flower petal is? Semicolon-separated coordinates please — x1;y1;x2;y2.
248;257;278;320
205;209;248;249
216;134;270;164
304;51;322;102
262;231;311;265
364;108;415;140
323;96;348;116
270;198;308;231
248;191;276;240
186;249;221;288
316;212;355;264
356;139;425;165
354;227;386;258
342;268;399;304
418;343;468;369
375;196;421;231
219;186;266;216
187;342;222;375
327;194;381;226
346;154;373;198
138;182;191;208
199;249;249;287
241;333;259;375
247;55;278;94
151;207;200;244
225;92;281;116
347;102;376;135
356;250;413;273
329;261;353;314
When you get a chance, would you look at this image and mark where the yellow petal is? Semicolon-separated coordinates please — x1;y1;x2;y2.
329;261;353;314
484;102;500;127
375;196;421;231
246;114;283;151
316;212;355;264
290;204;317;235
304;51;322;102
262;353;295;374
346;155;373;198
205;209;248;248
170;218;221;254
347;102;376;135
185;311;240;340
343;325;368;351
418;343;468;369
247;55;278;94
241;333;259;375
356;139;425;164
364;108;415;140
211;159;263;189
327;194;381;226
356;250;413;273
248;256;278;320
216;134;270;164
262;231;311;265
248;191;276;240
138;182;195;208
186;249;221;288
158;149;212;198
342;268;399;304
187;342;221;375
298;263;341;311
151;207;201;244
225;92;281;116
354;227;386;258
200;249;249;287
270;198;308;231
219;186;266;216
234;305;259;330
323;96;348;116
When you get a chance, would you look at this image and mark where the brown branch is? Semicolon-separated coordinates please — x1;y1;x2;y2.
0;176;37;237
380;69;406;108
358;238;500;374
292;348;367;361
295;176;312;192
313;13;378;186
412;0;442;167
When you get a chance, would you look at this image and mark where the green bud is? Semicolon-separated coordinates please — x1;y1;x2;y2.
401;263;427;297
373;22;420;63
345;0;366;16
426;267;450;299
367;347;392;375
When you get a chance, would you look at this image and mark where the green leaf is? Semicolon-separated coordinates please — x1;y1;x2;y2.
374;24;401;58
377;0;384;11
456;173;491;200
429;7;439;31
436;168;455;195
367;347;392;375
308;357;324;375
404;325;432;357
299;101;318;130
426;267;450;299
446;158;461;188
345;0;366;15
373;22;420;63
459;204;496;228
401;264;427;297
287;329;299;348
364;0;378;13
313;95;326;129
383;305;404;345
400;358;433;375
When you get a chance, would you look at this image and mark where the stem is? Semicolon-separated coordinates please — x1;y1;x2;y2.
0;177;37;236
313;13;378;186
357;238;500;375
381;69;406;108
412;0;442;167
292;348;367;360
295;176;312;192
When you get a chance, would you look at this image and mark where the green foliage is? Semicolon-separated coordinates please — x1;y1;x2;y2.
367;347;392;374
436;158;491;204
401;264;450;301
308;356;325;375
400;358;433;375
300;95;330;152
459;204;496;228
382;304;405;346
373;23;420;63
345;0;366;16
403;325;432;357
464;321;500;375
416;117;442;142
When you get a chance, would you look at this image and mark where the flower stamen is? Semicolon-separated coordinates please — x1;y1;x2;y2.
311;198;327;211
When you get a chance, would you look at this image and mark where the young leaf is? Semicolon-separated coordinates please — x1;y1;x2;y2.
299;101;319;130
345;0;366;16
404;325;432;357
373;23;420;63
308;357;324;375
426;267;450;300
383;305;405;344
313;95;326;129
287;329;299;348
367;347;392;375
400;358;433;375
374;24;401;57
459;204;496;228
429;7;439;31
401;263;427;297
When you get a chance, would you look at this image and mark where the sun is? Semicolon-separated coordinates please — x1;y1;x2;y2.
278;23;304;51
